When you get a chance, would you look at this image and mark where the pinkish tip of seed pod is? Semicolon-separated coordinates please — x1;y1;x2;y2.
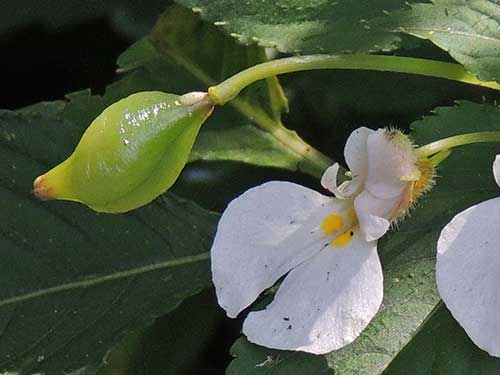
33;175;54;201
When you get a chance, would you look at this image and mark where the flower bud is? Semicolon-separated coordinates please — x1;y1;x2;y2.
33;91;214;213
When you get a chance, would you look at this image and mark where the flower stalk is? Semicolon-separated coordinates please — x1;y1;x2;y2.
208;54;500;105
428;149;452;166
417;131;500;158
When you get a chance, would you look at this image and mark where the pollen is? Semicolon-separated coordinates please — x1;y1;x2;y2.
348;209;356;220
321;214;344;235
410;158;435;203
331;229;354;248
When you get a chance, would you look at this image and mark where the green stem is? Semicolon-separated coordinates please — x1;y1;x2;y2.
417;132;500;157
428;149;452;166
229;96;332;177
208;54;500;105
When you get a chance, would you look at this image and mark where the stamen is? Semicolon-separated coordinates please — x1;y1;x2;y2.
348;209;356;220
331;229;355;248
321;214;344;235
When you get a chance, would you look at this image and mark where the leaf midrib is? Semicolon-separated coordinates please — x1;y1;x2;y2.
0;251;210;309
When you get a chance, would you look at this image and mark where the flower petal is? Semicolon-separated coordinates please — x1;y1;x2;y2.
436;197;500;357
322;127;373;199
494;155;500;188
321;163;360;199
344;127;373;178
211;181;349;318
242;234;383;354
365;129;417;199
320;163;340;192
354;189;397;241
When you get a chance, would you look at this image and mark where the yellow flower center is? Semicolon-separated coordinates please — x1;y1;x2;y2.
321;214;343;234
320;211;357;248
331;229;355;247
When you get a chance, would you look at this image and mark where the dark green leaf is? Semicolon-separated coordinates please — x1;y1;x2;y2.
0;102;218;374
227;338;329;375
98;289;229;375
174;0;415;54
388;0;500;82
138;289;225;375
189;125;303;171
383;304;500;375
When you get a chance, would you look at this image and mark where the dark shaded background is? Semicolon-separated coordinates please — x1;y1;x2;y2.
0;0;169;109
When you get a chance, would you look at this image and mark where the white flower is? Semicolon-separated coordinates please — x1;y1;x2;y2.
436;155;500;357
211;127;431;354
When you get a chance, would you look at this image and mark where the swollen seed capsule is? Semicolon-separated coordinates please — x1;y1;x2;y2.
33;91;214;213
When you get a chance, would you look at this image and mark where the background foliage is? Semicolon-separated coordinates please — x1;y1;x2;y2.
1;0;500;374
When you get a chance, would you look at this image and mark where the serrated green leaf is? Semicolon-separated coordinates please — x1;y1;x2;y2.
383;304;500;375
227;100;500;374
0;103;218;374
173;0;500;84
117;37;159;73
174;0;416;54
389;0;500;82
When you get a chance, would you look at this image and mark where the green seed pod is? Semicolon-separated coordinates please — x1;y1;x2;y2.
33;91;214;213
